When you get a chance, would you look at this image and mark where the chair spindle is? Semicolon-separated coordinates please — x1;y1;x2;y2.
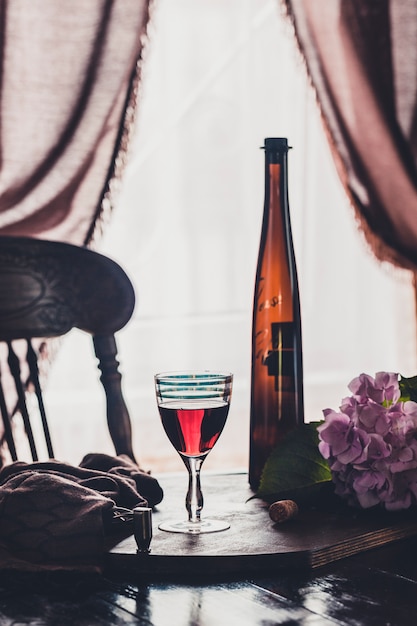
7;341;38;462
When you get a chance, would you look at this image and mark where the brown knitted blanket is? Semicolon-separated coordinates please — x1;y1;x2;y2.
0;453;163;570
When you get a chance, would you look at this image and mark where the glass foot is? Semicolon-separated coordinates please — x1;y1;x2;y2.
158;518;230;534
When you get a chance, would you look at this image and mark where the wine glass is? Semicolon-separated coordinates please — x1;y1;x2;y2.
155;371;233;534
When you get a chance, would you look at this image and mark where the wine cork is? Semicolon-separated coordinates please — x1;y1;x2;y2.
269;499;298;523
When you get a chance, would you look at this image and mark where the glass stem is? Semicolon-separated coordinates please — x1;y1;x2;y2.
183;456;205;524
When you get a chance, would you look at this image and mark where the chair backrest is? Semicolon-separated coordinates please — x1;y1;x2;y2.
0;235;136;463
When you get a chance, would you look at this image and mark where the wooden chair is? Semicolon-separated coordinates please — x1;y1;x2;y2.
0;235;136;463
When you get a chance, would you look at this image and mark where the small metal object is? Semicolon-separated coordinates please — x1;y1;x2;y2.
112;507;134;524
133;506;153;554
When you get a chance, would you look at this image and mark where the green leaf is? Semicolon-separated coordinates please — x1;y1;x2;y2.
399;375;417;403
256;421;332;502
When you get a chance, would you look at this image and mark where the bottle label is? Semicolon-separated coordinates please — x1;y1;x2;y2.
262;322;295;391
257;322;296;392
258;294;282;312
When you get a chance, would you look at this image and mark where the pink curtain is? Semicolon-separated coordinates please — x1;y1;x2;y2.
283;0;417;273
0;0;152;246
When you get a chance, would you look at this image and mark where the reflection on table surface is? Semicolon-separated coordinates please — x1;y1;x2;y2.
1;537;417;626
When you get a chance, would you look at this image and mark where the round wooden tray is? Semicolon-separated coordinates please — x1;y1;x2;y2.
106;472;417;577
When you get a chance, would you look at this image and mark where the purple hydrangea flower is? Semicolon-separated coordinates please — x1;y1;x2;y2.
318;412;369;465
318;372;417;510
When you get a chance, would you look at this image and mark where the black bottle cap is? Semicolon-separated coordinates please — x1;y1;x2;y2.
262;138;292;151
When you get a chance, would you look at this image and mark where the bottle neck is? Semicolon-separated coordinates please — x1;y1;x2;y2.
264;147;289;216
265;146;288;184
265;146;288;166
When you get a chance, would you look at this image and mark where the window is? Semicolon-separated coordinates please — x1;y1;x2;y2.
46;0;417;472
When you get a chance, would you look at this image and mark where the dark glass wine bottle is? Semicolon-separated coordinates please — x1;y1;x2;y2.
249;137;304;490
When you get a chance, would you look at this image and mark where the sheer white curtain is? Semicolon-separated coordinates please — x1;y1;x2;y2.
46;0;417;472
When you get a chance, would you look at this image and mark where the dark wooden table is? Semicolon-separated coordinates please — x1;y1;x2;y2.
0;472;416;625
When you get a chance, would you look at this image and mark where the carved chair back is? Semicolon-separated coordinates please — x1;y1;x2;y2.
0;236;136;463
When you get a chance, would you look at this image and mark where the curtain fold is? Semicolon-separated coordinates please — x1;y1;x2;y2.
283;0;417;272
0;0;152;246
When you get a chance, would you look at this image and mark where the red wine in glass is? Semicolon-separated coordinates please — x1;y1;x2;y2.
158;400;229;457
155;371;233;534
